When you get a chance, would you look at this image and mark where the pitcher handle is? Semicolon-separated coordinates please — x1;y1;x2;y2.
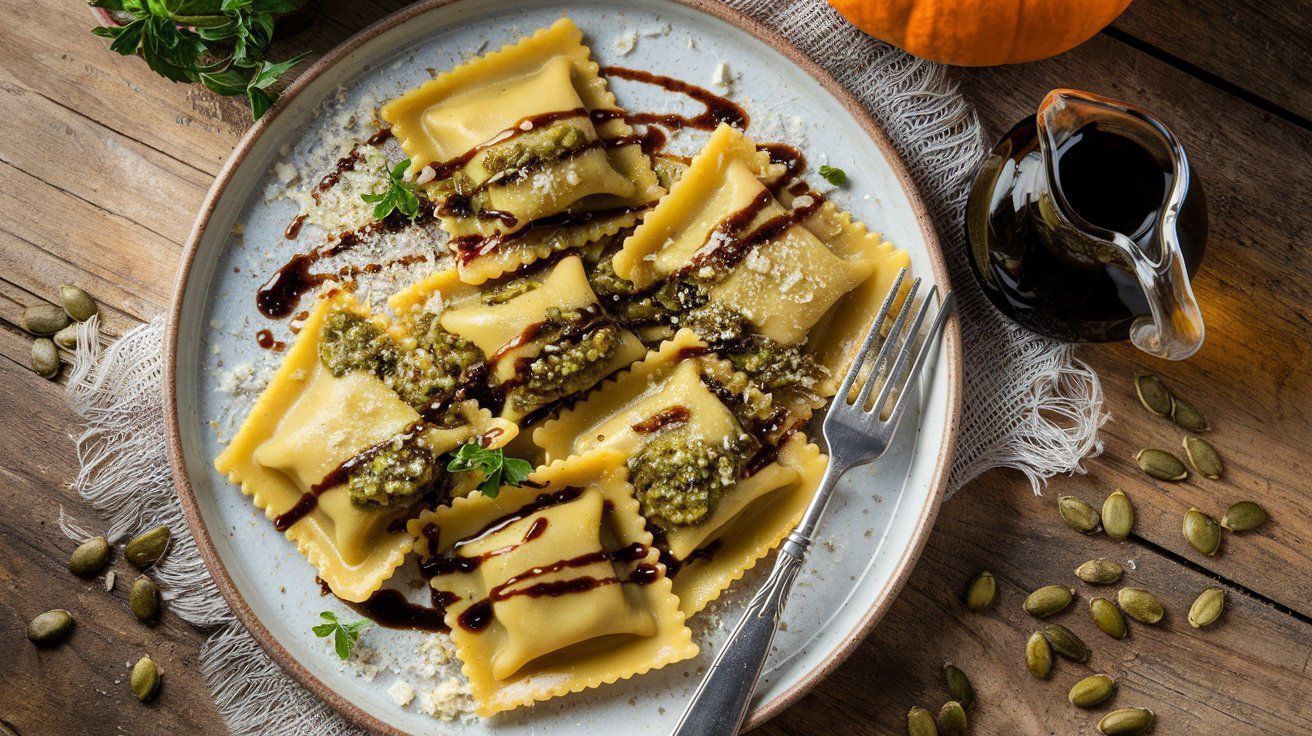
1115;230;1205;360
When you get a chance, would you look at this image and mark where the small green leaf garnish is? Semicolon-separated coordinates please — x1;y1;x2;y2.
90;0;309;119
313;611;370;660
446;443;533;498
818;165;848;186
361;159;421;221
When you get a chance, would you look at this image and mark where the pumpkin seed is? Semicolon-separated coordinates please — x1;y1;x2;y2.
1171;395;1210;432
1117;587;1164;624
1090;597;1128;639
1069;674;1116;708
1024;585;1075;618
1098;707;1155;735
1058;495;1101;534
131;656;162;702
1183;507;1221;556
943;664;974;709
1221;501;1267;532
53;324;79;349
1188;587;1225;629
22;303;70;335
1025;631;1052;678
1102;489;1134;540
1182;436;1223;479
27;609;74;646
69;536;111;577
124;525;171;569
937;701;967;736
1043;623;1089;663
59;284;98;322
965;570;996;612
131;575;161;623
907;706;939;736
31;338;59;379
1075;558;1124;585
1135;448;1188;481
1134;374;1173;417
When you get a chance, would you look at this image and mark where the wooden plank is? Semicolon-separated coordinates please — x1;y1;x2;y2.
955;30;1312;619
758;468;1312;735
0;357;221;736
1112;0;1312;124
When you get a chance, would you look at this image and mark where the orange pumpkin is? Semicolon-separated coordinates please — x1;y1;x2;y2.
827;0;1133;66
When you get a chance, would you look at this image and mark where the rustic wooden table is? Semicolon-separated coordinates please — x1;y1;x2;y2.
2;1;1309;734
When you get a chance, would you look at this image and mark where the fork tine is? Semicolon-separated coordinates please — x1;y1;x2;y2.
852;278;924;409
834;268;907;404
865;284;939;414
884;291;956;429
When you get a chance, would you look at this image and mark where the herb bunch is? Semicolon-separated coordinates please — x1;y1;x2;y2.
90;0;310;119
312;610;370;660
446;443;533;498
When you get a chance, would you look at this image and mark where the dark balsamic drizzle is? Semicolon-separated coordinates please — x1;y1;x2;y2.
344;589;448;633
284;213;307;240
255;329;286;352
598;66;749;131
631;405;690;434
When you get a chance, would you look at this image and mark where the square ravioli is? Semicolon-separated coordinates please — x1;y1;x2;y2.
407;452;696;715
381;17;664;284
534;330;828;615
389;255;646;424
608;123;910;396
214;292;516;602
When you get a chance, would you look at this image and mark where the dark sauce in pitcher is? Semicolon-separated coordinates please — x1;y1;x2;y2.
966;118;1207;342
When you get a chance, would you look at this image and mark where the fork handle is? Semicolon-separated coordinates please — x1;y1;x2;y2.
670;534;809;736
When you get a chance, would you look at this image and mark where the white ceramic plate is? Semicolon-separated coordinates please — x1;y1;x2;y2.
166;1;962;734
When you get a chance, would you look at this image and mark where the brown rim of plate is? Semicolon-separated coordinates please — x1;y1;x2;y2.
163;1;963;733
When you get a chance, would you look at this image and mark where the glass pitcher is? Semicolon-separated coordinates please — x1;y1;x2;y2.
965;89;1207;360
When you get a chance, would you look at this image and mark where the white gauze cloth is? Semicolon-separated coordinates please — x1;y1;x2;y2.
59;1;1105;733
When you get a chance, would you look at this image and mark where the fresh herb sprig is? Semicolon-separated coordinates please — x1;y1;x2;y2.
312;611;370;660
818;164;848;186
361;159;421;220
446;443;533;498
91;0;310;119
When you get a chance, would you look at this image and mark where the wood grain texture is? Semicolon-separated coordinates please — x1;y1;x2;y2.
0;1;1309;735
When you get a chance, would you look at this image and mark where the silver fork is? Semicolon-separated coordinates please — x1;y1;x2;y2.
671;269;955;736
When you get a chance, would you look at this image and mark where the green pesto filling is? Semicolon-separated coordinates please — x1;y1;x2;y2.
681;301;823;393
346;434;437;508
508;309;621;412
481;122;591;181
481;277;540;306
319;310;397;378
627;429;754;528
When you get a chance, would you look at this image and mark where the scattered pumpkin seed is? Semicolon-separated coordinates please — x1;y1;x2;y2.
1183;507;1222;556
27;609;74;646
1188;587;1225;629
22;303;70;335
1134;374;1173;417
1024;585;1075;618
69;536;111;577
1098;707;1155;735
131;576;161;623
131;655;162;702
1221;501;1267;532
937;701;967;736
1069;674;1116;708
59;284;98;322
1075;558;1124;585
1135;448;1188;481
1117;587;1164;624
53;323;79;349
1102;489;1134;540
1025;631;1052;678
31;338;59;379
907;706;939;736
1171;395;1210;432
1043;623;1089;662
943;664;974;709
1090;597;1128;639
1182;436;1223;479
1058;495;1102;533
965;570;996;612
124;525;171;569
